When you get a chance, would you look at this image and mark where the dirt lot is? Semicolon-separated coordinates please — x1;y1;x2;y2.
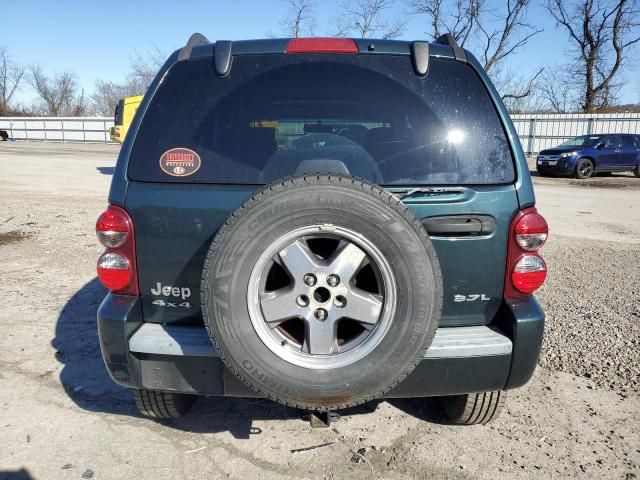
0;142;638;480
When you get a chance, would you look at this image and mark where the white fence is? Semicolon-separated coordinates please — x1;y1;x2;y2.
511;113;640;154
1;114;640;153
0;117;114;143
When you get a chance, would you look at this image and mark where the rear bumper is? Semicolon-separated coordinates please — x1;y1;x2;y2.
97;294;544;398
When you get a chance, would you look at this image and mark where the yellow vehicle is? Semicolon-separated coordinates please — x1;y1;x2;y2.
110;95;143;143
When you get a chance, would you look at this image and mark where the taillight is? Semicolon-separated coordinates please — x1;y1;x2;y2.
286;38;359;54
504;208;548;298
96;208;130;248
512;255;547;294
96;205;138;295
514;210;548;250
97;252;131;290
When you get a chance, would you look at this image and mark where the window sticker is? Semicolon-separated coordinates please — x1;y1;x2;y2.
159;148;201;177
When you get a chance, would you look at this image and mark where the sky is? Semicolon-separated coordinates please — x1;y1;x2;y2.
3;0;639;107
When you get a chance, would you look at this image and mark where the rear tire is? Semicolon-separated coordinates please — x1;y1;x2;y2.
133;389;196;419
574;158;594;179
633;164;640;178
441;391;507;425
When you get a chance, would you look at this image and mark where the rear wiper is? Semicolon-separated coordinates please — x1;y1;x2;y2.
391;187;466;200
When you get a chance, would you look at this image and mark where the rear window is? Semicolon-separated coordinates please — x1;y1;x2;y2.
129;54;514;185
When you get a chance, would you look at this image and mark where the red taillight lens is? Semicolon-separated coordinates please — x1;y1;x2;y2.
97;252;132;291
512;255;547;293
96;205;138;295
504;207;549;298
514;210;548;251
286;38;358;54
96;207;130;248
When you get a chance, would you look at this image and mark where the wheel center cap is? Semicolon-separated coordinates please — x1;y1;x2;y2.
313;286;331;304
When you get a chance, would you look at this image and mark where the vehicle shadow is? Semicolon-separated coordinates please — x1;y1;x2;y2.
0;468;34;480
54;278;445;438
387;397;449;425
96;166;115;175
52;278;136;416
172;398;388;439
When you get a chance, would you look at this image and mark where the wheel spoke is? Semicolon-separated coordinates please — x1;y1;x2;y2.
327;241;367;282
277;239;321;280
342;288;383;325
259;289;302;326
304;317;338;355
250;227;395;366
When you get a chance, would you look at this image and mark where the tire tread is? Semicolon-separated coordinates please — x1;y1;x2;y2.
133;389;195;419
442;391;507;425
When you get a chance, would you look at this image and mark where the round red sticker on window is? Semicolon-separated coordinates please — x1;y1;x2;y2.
159;148;201;177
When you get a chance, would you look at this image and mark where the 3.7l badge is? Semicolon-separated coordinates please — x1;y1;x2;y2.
454;294;491;302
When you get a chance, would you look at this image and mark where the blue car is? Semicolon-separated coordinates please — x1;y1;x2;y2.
537;134;640;179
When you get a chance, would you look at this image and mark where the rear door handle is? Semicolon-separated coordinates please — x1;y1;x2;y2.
422;215;496;237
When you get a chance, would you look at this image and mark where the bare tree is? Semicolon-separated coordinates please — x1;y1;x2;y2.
409;0;541;73
538;70;577;113
546;0;640;112
409;0;542;104
478;1;542;72
408;0;482;45
129;46;166;91
29;65;86;116
90;79;141;116
90;47;168;116
0;46;25;115
279;0;317;37
333;0;407;39
495;66;545;111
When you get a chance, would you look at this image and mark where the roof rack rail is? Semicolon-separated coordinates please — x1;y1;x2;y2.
410;41;429;76
177;33;210;62
435;33;467;63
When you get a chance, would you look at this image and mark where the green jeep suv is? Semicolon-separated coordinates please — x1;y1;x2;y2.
96;34;548;426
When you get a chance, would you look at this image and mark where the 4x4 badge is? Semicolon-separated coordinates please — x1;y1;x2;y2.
159;148;201;177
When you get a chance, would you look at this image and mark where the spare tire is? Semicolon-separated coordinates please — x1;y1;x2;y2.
201;175;442;411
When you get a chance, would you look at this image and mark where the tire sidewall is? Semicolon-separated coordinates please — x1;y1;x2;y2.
202;178;442;409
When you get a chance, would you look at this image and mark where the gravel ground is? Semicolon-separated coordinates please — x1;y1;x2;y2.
537;237;640;394
0;142;638;479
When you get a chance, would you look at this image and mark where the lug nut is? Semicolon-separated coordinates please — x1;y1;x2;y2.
326;274;340;287
296;295;310;307
303;273;317;287
314;308;328;321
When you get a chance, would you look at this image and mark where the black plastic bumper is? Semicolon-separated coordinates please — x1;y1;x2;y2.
536;161;574;175
97;294;544;398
